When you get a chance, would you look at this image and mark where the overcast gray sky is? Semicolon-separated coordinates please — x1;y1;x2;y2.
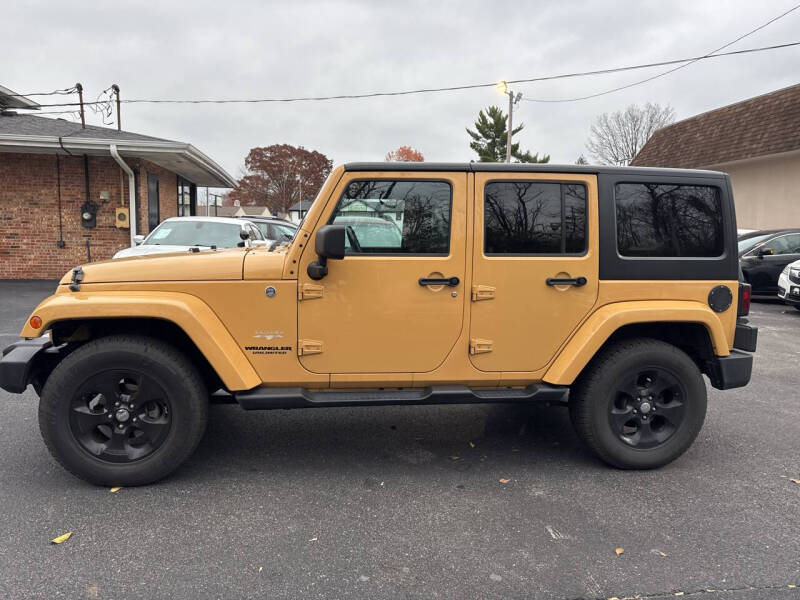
3;0;799;181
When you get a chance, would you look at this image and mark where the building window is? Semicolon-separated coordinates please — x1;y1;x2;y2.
615;183;723;257
329;180;452;254
484;181;587;254
177;177;196;216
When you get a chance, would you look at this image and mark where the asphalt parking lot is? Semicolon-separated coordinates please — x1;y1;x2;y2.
0;280;798;599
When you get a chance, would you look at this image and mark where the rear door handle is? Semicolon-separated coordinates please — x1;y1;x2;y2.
419;276;460;287
546;276;587;287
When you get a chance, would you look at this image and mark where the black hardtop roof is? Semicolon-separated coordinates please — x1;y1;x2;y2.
344;162;727;178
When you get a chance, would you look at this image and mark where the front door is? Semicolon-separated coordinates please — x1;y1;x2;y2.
147;173;160;232
297;172;467;374
469;172;599;372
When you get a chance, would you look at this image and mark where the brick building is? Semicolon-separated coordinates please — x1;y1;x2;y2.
632;83;800;230
0;87;235;279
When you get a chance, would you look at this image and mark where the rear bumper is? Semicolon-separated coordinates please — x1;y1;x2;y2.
707;320;758;390
708;350;753;390
733;321;758;353
0;338;52;394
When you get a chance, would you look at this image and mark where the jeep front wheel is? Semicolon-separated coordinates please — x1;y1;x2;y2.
38;335;208;486
569;338;707;469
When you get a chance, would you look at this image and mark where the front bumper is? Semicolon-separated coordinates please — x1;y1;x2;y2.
0;338;52;394
777;272;800;305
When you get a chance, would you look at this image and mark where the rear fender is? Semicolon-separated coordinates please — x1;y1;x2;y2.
543;301;730;386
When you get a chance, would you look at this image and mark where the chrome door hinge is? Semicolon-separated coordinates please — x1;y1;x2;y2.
298;283;324;301
469;338;493;355
471;284;495;301
298;339;324;356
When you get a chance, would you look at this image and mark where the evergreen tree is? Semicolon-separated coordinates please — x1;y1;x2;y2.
466;106;549;163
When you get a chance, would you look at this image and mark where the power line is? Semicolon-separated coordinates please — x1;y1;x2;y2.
18;40;800;109
522;3;800;103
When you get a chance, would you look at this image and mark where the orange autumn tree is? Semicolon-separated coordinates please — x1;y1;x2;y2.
385;146;424;162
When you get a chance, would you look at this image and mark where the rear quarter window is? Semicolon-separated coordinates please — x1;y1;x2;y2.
615;183;724;257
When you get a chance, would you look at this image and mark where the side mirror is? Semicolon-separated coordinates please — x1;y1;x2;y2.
308;225;346;280
239;229;250;240
133;234;145;245
316;225;346;259
757;247;774;258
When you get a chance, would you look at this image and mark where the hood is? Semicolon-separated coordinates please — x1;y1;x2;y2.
59;248;249;285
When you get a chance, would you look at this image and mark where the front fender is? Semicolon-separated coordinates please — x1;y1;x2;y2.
21;291;261;391
543;301;730;386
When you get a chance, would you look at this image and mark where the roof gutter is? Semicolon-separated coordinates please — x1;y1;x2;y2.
110;144;137;246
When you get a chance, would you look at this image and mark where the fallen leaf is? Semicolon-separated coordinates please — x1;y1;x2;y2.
499;478;510;484
614;547;624;556
308;537;318;542
469;441;476;448
109;487;121;493
788;584;796;589
86;584;99;599
674;593;684;597
51;532;72;544
789;478;800;485
450;456;460;460
258;566;263;573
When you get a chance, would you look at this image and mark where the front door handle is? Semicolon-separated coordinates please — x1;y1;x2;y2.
419;276;460;287
546;276;587;287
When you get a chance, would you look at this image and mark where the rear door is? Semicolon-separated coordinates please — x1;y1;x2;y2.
469;172;599;372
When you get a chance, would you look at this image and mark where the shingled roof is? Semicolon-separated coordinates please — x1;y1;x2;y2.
631;83;800;168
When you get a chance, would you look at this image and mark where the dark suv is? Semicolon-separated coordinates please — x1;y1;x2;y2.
738;229;800;296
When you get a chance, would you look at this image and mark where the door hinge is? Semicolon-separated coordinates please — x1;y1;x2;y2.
298;339;324;356
471;284;496;301
469;338;493;355
298;283;324;301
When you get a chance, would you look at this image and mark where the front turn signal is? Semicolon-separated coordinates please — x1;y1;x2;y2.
29;315;43;329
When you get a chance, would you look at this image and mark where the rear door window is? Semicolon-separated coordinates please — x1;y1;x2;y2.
484;181;587;254
615;183;724;257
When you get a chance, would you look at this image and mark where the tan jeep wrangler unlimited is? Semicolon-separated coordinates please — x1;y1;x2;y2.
0;163;758;486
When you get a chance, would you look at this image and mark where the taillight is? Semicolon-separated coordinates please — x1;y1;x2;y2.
738;283;751;317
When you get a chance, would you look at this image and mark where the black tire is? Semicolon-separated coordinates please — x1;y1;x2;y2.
38;335;208;486
569;338;707;469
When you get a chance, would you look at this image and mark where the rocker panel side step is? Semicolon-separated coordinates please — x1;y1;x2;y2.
234;384;568;410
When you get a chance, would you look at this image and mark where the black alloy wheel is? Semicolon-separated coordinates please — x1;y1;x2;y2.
39;335;208;486
608;367;687;449
69;369;172;463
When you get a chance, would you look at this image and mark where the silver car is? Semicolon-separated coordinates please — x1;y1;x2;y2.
113;217;266;259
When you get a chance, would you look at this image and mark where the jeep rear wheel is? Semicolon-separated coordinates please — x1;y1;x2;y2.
39;335;208;486
569;338;707;469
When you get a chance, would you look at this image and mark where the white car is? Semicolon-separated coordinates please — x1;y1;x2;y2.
113;217;267;259
777;258;800;311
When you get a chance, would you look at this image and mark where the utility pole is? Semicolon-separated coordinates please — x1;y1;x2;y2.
497;81;522;163
76;83;85;128
111;84;121;130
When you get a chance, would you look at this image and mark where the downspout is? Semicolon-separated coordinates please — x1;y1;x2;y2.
110;144;137;246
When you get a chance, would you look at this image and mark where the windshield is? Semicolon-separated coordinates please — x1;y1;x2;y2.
273;223;296;239
144;221;244;248
738;233;772;254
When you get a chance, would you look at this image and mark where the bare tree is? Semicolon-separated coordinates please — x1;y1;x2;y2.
586;103;675;166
